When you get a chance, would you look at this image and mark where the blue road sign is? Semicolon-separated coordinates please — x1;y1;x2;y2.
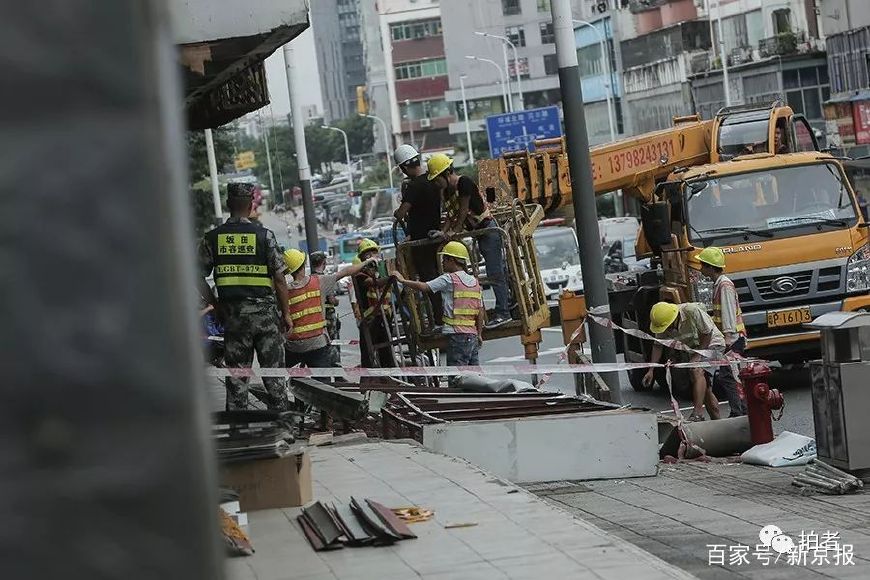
485;106;562;158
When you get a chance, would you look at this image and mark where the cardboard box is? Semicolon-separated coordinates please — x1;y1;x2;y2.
221;450;312;511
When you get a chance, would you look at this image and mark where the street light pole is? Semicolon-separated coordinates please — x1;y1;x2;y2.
551;0;621;402
322;125;353;192
259;112;276;199
283;44;319;253
572;20;615;143
713;0;732;106
204;128;222;222
404;98;415;149
474;31;524;111
360;113;394;190
459;74;474;165
466;55;509;112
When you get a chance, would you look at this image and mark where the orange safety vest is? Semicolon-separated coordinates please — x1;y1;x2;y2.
363;282;393;319
444;272;482;334
713;276;746;338
287;276;327;340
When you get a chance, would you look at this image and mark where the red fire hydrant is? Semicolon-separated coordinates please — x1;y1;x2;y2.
739;362;785;445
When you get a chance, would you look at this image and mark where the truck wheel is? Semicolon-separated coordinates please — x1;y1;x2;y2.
629;369;652;391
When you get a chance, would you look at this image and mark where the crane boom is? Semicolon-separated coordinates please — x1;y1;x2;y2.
478;115;713;215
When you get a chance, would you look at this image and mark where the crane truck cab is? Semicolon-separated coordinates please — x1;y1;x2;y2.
711;101;819;161
629;151;870;373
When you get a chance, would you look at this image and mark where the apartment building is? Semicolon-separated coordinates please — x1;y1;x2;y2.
378;0;454;152
687;0;828;135
312;0;366;123
819;0;870;155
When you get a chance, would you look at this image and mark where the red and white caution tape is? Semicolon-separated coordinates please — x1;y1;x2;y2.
205;358;738;380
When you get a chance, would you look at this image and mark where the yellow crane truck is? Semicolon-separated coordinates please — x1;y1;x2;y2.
479;101;870;390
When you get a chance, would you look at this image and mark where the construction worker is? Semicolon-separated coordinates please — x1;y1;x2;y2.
428;153;511;329
696;246;747;417
393;144;443;325
198;182;292;410
282;248;373;368
392;241;482;366
309;251;340;341
353;238;396;367
643;302;725;422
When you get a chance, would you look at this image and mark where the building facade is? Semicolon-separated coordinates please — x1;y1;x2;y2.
360;0;393;154
617;0;710;134
687;0;828;136
378;0;454;151
441;0;577;147
312;0;366;123
819;0;870;155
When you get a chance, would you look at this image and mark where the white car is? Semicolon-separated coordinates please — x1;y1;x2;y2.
533;226;583;304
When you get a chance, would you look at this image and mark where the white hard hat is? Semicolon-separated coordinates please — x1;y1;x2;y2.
393;144;420;167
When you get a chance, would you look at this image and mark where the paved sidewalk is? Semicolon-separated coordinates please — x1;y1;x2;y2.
226;441;694;580
530;461;870;580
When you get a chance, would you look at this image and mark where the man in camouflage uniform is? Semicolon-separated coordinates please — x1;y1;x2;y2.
199;183;293;410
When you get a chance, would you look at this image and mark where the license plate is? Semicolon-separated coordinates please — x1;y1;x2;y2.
766;307;812;328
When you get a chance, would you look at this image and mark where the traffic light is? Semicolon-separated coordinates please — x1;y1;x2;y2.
356;86;368;115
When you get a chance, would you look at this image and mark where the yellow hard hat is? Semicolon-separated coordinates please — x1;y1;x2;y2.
427;153;454;181
649;302;679;334
439;241;470;263
283;248;306;273
357;238;379;257
695;246;726;269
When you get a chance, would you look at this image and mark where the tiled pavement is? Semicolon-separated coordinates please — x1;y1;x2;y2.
530;461;870;580
225;441;694;580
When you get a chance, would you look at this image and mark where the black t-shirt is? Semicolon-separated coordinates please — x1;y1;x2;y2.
454;176;487;229
401;174;442;240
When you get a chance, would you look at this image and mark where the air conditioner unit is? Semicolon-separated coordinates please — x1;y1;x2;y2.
419;118;432;128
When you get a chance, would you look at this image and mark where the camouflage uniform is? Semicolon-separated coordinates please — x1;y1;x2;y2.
199;210;288;410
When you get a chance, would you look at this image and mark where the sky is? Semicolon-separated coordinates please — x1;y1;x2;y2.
264;27;323;119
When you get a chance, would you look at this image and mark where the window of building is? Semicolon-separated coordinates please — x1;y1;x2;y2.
508;57;530;79
454;96;505;120
784;65;829;120
772;8;791;34
544;53;558;76
539;22;554;44
502;0;521;16
537;0;550;12
401;98;452;120
394;58;447;80
390;18;442;41
505;25;526;47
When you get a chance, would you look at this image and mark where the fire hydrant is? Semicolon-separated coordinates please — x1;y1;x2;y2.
739;362;785;445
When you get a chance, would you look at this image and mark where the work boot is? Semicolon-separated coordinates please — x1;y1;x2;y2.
484;313;511;329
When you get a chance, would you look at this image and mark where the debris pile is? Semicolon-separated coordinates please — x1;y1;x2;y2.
792;460;864;495
298;498;418;551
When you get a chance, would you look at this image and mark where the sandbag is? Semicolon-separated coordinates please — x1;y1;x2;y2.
741;431;817;467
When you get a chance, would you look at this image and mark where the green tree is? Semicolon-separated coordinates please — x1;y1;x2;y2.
187;128;235;182
335;115;375;156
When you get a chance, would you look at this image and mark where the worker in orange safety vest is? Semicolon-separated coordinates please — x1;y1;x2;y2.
282;248;373;368
392;240;483;368
696;246;747;417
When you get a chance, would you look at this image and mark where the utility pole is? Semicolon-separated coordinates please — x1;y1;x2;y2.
551;0;621;403
283;44;319;253
260;113;276;201
460;74;475;165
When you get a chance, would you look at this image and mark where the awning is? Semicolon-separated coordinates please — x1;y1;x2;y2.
825;89;870;105
171;0;309;129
